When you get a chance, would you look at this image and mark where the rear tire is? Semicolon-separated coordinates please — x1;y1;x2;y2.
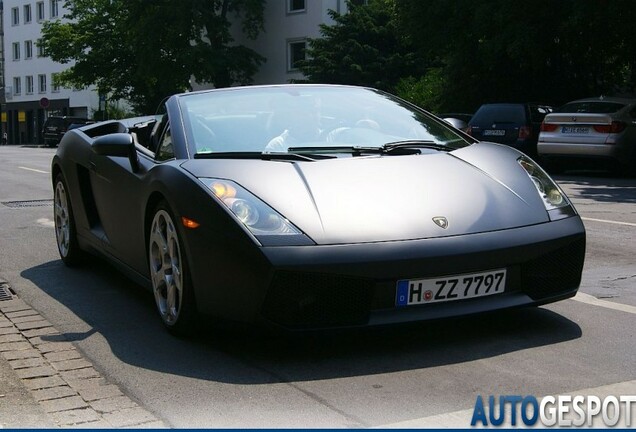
53;174;85;266
148;201;198;336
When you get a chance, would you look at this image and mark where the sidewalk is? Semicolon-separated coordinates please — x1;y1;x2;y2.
0;279;167;428
0;353;56;428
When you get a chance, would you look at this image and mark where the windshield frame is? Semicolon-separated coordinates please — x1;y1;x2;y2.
177;84;475;158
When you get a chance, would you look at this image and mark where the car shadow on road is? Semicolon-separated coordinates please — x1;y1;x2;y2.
22;258;582;385
554;173;636;204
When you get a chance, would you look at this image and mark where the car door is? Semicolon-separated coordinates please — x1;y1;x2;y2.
88;134;159;276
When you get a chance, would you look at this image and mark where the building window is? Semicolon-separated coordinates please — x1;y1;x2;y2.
25;41;33;59
26;76;34;95
287;0;305;13
36;2;45;21
24;4;33;23
13;77;22;95
52;73;61;92
287;39;306;72
36;39;46;57
12;42;20;61
50;0;59;18
12;7;20;25
39;74;47;93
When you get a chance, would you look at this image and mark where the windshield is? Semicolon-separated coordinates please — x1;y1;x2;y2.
178;86;470;155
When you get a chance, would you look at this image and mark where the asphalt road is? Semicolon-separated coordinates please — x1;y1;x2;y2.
0;145;634;427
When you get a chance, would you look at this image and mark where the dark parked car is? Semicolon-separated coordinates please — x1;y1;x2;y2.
43;116;92;147
468;103;553;158
51;85;584;335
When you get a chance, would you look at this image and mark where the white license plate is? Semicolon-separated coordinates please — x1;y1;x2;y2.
561;126;590;134
483;129;505;136
396;269;506;306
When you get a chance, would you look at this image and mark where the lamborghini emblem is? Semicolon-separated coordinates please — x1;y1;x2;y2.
432;216;449;229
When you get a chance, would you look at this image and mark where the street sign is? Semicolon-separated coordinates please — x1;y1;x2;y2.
40;97;50;108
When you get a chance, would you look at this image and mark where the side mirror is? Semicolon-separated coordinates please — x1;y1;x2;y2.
92;133;139;172
443;117;468;131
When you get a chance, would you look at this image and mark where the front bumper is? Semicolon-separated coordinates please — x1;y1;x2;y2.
191;215;585;330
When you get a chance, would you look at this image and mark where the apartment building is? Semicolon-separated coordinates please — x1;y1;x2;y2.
2;0;98;145
227;0;353;86
1;0;357;144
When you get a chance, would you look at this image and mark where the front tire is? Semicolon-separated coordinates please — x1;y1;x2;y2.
148;202;197;335
54;174;84;266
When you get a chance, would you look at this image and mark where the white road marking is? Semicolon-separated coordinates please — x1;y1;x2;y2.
572;291;636;315
18;166;49;174
37;218;55;228
376;379;636;428
581;217;636;228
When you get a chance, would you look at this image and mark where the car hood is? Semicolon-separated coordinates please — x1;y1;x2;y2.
182;143;550;245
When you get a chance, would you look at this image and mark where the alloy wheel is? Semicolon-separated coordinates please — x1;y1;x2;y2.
54;180;71;257
149;209;183;326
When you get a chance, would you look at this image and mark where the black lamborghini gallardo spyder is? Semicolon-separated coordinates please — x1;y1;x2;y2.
51;85;585;334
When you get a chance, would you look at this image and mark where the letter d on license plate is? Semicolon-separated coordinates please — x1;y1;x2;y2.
396;269;506;306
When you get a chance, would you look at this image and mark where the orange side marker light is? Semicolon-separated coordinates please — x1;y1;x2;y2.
181;216;200;229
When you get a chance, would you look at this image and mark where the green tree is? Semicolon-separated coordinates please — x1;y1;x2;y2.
395;0;636;112
42;0;265;113
298;0;423;92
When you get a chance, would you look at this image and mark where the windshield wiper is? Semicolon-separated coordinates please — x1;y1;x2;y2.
193;151;332;161
288;145;385;156
381;140;451;153
287;142;451;157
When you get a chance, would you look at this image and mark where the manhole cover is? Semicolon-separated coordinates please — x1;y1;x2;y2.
1;199;54;208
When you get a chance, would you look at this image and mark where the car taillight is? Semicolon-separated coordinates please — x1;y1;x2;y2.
540;122;558;132
593;121;626;134
518;125;531;140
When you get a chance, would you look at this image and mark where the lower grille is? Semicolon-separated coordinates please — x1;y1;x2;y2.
262;237;585;328
521;238;585;300
262;271;373;328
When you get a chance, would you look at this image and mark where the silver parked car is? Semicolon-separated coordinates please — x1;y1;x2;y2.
538;97;636;175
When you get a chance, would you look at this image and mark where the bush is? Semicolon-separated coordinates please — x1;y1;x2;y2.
395;69;446;113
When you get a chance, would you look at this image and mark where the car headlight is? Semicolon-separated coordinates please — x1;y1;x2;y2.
518;156;574;219
198;178;313;245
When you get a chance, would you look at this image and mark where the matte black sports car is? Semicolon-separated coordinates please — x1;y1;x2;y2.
51;85;585;335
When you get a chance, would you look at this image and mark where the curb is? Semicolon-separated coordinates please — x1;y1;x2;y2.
0;279;167;428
